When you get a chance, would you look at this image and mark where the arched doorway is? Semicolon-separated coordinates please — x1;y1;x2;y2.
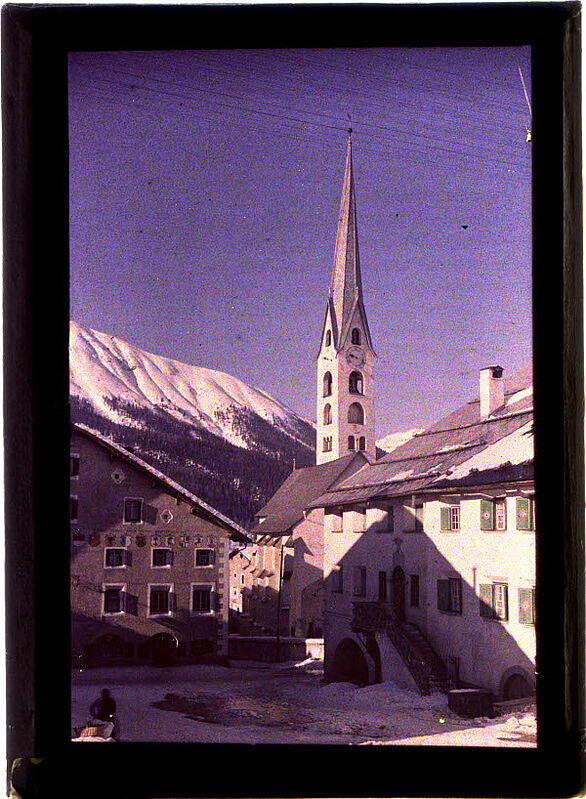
503;672;534;700
331;638;369;684
150;633;178;666
392;566;406;622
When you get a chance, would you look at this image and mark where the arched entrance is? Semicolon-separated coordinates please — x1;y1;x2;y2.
331;638;369;684
150;633;178;666
503;672;534;700
392;567;406;622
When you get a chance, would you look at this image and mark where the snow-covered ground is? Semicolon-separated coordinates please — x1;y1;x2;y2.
71;660;536;747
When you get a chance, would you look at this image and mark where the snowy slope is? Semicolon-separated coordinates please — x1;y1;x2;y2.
376;429;422;455
70;320;312;451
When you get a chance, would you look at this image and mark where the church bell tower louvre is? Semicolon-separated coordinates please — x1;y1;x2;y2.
316;132;376;466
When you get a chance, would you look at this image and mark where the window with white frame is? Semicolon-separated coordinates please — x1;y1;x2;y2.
195;548;215;567
440;504;460;531
104;547;127;568
480;498;507;530
148;584;173;615
152;548;173;568
124;497;143;523
437;577;462;614
191;584;213;613
103;585;125;615
479;582;509;620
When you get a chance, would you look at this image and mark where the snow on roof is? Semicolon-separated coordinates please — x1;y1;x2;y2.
441;421;533;482
72;422;250;541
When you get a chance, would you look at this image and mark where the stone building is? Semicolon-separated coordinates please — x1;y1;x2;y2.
313;366;536;700
70;423;249;666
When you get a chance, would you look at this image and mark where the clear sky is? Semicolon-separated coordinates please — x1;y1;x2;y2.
69;47;532;435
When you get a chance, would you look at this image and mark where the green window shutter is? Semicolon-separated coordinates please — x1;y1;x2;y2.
440;507;451;530
516;498;531;530
480;499;495;530
437;579;450;611
479;584;494;618
518;588;534;624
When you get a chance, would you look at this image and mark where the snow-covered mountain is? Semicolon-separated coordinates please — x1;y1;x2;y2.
70;321;316;526
70;320;313;452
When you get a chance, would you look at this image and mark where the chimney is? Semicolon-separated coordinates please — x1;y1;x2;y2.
479;365;504;418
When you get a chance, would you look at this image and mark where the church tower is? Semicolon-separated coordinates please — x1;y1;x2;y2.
316;133;376;465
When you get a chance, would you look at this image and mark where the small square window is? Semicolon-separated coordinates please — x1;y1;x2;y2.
195;548;215;567
105;548;126;568
152;548;173;567
124;498;143;523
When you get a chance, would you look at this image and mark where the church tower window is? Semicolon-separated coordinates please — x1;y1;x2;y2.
323;403;332;425
325;330;332;346
348;402;364;425
351;328;361;345
349;371;363;395
323;372;332;397
358;436;366;451
348;436;355;451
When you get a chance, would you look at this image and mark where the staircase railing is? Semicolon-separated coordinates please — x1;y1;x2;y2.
352;601;431;695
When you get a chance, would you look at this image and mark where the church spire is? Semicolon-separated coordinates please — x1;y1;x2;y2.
328;131;374;353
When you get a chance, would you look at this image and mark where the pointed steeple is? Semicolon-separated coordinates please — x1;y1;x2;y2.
328;132;374;353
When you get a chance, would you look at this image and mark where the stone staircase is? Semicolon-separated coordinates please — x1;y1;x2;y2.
399;622;453;694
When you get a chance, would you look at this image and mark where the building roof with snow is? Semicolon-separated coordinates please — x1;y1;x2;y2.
252;451;370;535
72;422;251;542
310;367;534;507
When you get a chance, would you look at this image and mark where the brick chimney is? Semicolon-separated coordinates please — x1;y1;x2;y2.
480;365;504;418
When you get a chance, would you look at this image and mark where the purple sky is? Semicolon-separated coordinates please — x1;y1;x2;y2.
69;47;532;435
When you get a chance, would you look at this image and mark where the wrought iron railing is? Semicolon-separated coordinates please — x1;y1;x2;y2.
352;601;431;695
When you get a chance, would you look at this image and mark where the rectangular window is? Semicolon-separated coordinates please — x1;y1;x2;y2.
378;571;387;601
353;566;366;597
386;506;394;533
105;548;126;568
149;585;172;615
103;586;124;614
410;575;420;607
518;587;536;624
70;496;79;522
437;577;462;614
414;503;424;532
70;455;80;478
152;548;173;567
479;582;509;620
124;498;143;523
192;585;213;613
195;548;216;567
516;497;535;530
332;565;344;593
481;498;507;531
440;505;460;531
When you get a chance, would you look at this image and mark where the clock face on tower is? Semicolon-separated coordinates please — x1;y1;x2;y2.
346;346;365;367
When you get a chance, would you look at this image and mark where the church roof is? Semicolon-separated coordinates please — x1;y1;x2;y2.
326;134;374;354
251;452;369;535
309;368;534;507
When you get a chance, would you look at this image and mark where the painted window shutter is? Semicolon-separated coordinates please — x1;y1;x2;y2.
437;579;450;611
479;584;494;617
518;588;535;624
440;507;451;530
516;497;531;530
480;499;495;530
